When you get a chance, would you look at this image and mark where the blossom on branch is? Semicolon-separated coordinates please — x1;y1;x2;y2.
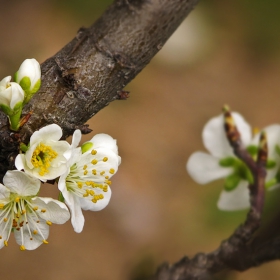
186;112;280;211
0;170;70;250
15;124;71;181
58;131;121;233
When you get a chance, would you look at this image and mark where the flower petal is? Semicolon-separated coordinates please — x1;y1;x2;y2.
217;180;250;211
14;214;49;250
31;197;70;224
30;124;62;145
89;133;118;154
186;152;233;184
79;187;112;211
203;112;252;158
3;170;40;196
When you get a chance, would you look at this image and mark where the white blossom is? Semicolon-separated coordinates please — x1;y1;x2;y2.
186;112;280;211
15;124;71;181
0;170;70;250
58;131;121;233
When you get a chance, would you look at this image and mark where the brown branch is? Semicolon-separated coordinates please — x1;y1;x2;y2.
153;108;271;280
0;0;200;181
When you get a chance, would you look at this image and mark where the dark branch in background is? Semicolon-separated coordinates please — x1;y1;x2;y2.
0;0;199;181
153;108;274;280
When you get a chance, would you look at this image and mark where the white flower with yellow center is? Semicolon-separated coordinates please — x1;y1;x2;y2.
0;170;70;250
15;124;71;181
58;130;121;233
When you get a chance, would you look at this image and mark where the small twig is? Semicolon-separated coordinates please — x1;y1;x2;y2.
153;107;268;280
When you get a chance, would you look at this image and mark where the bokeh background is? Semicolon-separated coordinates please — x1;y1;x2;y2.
1;0;280;279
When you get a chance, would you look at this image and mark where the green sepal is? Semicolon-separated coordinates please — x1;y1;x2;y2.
19;76;31;92
0;104;13;115
266;159;276;169
30;79;41;94
246;145;258;157
224;173;241;191
219;157;236;167
20;143;29;153
58;192;65;203
81;142;93;153
14;71;18;83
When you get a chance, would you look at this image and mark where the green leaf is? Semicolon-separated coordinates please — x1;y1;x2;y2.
81;142;93;153
275;145;280;156
224;173;241;191
19;76;31;91
219;157;236;167
0;104;13;115
20;143;29;153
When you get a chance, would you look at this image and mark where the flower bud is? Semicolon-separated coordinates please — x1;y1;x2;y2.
0;76;24;112
15;58;41;102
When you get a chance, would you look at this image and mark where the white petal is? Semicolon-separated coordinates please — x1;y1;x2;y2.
3;170;40;196
217;181;250;211
186;152;233;184
30;124;62;145
9;82;24;109
80;187;112;211
89;134;118;154
71;129;82;148
0;212;12;248
0;184;9;199
203;112;252;158
14;215;49;250
65;193;84;233
31;197;70;224
15;154;26;171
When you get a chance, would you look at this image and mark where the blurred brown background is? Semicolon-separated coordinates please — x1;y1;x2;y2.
1;0;280;279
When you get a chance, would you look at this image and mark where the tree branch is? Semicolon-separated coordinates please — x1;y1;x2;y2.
153;108;271;280
0;0;199;180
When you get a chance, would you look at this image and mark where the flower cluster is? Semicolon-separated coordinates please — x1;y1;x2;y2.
0;60;121;250
0;59;41;131
186;111;280;211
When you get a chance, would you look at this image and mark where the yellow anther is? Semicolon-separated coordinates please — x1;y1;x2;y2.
21;210;26;214
99;194;104;199
105;176;109;179
92;198;97;203
83;193;89;197
83;165;87;170
4;240;8;247
92;169;97;175
4;218;8;222
15;197;20;203
20;245;26;251
103;157;108;162
33;230;38;235
106;180;112;185
46;220;52;226
41;209;46;213
0;236;2;239
91;159;98;165
33;206;38;211
89;190;95;196
84;170;88;175
91;149;97;155
31;143;58;176
109;168;115;174
0;203;5;209
100;171;105;176
43;240;49;244
77;182;83;189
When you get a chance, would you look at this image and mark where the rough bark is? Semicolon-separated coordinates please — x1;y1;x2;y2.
0;0;199;180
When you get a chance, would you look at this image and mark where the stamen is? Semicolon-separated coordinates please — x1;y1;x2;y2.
43;240;49;244
91;159;98;165
109;168;115;174
46;221;52;226
4;240;8;246
103;157;108;162
91;150;97;155
19;245;26;251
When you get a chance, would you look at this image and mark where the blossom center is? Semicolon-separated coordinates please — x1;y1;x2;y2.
31;143;58;176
